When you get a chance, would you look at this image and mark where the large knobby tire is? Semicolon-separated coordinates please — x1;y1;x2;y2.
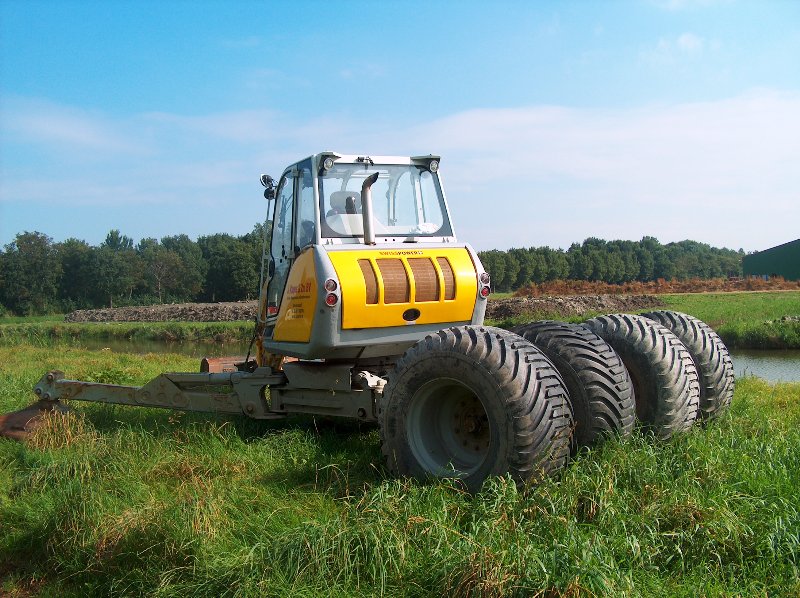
641;310;735;421
582;314;700;439
513;320;635;447
379;325;573;492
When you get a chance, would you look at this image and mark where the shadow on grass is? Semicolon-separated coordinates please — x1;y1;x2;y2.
75;402;387;495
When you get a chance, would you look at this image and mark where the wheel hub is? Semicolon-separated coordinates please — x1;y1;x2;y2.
453;396;490;453
406;378;491;477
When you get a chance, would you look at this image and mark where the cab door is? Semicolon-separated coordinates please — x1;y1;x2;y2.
265;171;296;320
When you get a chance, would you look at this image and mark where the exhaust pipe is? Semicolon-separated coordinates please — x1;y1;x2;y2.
361;172;379;245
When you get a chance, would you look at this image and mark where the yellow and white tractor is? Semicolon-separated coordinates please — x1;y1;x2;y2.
2;152;734;491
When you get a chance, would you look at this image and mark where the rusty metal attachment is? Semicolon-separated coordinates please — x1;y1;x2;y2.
23;369;288;421
0;398;72;441
200;356;248;373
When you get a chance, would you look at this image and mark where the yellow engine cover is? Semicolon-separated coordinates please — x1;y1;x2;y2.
327;248;478;329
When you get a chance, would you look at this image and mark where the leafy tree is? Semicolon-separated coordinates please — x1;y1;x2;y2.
198;234;259;301
103;229;134;251
636;241;655;281
478;250;508;291
138;241;184;303
0;231;61;315
241;222;270;264
93;230;139;307
567;243;591;280
544;249;570;281
161;234;207;301
0;249;6;313
508;248;535;289
503;252;521;293
56;238;95;309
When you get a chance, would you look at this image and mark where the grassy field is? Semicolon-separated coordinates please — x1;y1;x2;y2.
661;291;800;349
489;290;800;349
2;343;800;596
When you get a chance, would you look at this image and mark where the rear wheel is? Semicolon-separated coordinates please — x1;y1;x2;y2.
582;314;700;439
641;310;734;420
513;320;635;447
379;326;572;492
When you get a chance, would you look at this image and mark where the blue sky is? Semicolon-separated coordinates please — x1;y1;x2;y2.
1;0;798;252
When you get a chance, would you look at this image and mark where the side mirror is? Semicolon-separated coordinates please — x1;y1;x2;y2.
260;174;276;199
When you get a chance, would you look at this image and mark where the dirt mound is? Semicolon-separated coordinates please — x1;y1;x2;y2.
485;294;663;321
65;295;663;324
65;301;258;323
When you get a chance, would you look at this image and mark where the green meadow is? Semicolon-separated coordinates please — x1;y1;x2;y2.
1;291;799;596
661;291;800;349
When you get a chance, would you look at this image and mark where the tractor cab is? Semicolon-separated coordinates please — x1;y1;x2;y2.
256;153;489;363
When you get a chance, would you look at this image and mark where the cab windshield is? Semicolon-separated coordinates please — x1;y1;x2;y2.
319;163;452;239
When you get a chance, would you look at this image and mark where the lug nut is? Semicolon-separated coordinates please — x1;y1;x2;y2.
46;373;54;382
34;387;42;396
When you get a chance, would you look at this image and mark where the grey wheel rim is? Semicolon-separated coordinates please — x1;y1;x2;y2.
406;377;490;477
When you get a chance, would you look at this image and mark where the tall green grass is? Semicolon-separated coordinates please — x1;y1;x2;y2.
487;291;800;349
0;315;65;324
2;344;799;596
0;320;253;347
662;291;800;349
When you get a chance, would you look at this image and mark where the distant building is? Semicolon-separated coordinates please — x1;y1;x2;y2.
742;239;800;281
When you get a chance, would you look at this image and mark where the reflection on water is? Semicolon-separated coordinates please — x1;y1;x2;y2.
731;350;800;383
73;339;800;383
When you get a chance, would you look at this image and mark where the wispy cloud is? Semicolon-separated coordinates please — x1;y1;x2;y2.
640;32;716;65
339;63;387;80
1;97;145;154
676;32;704;52
143;109;283;143
406;91;800;250
650;0;731;11
244;68;312;92
2;91;798;251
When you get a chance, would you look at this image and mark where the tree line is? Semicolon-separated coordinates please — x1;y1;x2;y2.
480;237;744;292
0;227;267;316
0;230;743;316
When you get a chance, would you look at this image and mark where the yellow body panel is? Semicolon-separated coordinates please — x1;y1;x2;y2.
328;248;477;329
272;250;318;342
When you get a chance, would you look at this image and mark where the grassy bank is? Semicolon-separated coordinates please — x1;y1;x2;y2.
662;291;800;349
1;290;798;351
488;290;800;349
2;344;800;596
0;320;254;347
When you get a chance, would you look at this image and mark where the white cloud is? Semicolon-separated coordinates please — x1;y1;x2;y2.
676;32;704;52
1;97;144;153
245;68;312;92
339;63;387;80
650;0;731;11
143;109;283;143
641;32;712;65
2;91;799;251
